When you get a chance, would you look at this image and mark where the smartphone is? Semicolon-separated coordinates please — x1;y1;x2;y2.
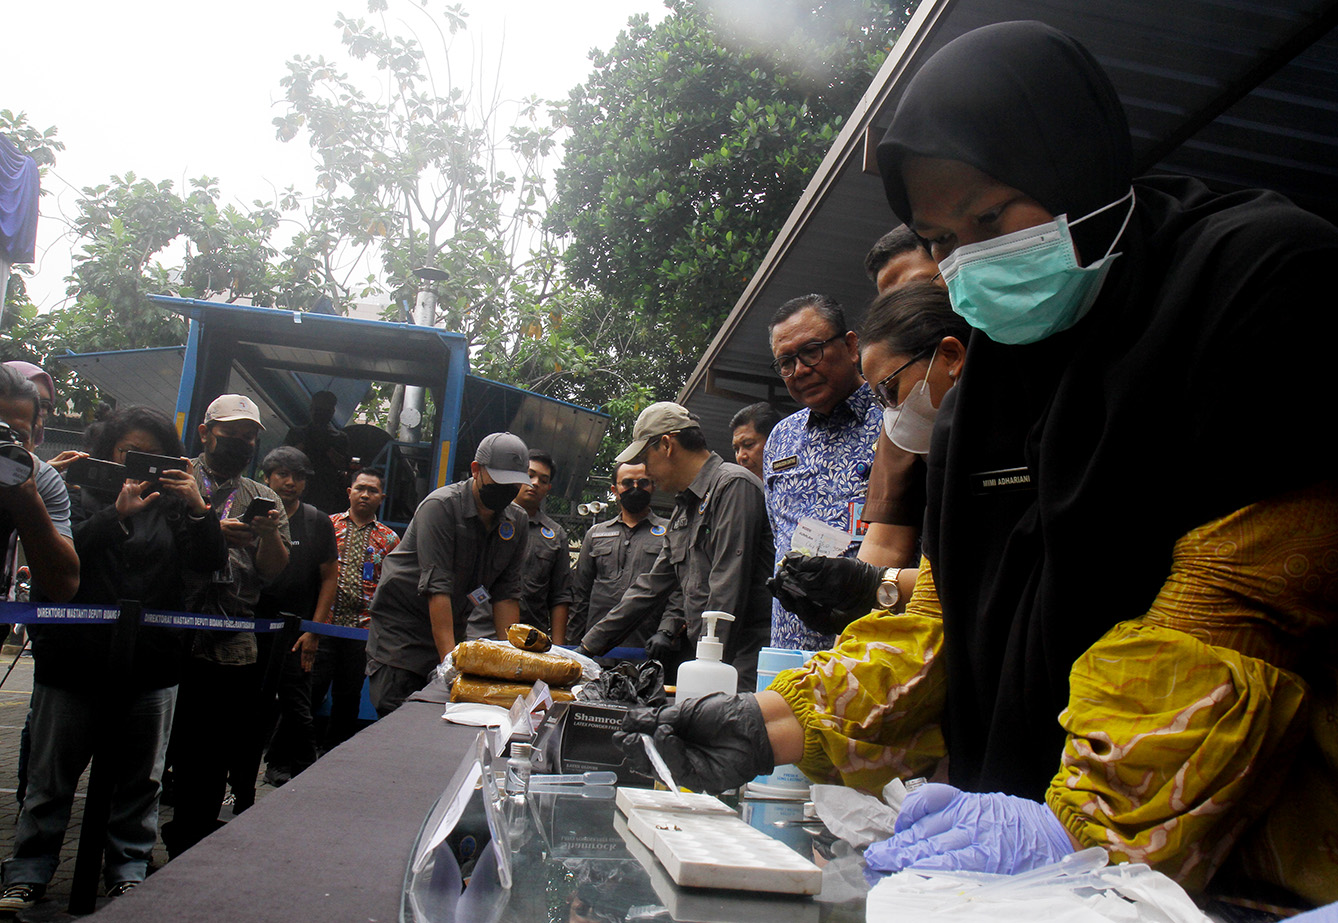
124;451;187;482
241;496;277;522
65;456;127;492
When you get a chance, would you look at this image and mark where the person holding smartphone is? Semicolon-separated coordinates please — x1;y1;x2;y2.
162;394;290;859
1;406;225;910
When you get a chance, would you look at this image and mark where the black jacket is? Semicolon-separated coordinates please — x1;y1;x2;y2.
31;487;228;692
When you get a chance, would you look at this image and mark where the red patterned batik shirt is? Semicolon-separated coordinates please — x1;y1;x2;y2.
330;512;400;628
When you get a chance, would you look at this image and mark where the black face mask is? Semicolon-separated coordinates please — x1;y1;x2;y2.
478;481;520;512
209;436;254;477
618;487;652;514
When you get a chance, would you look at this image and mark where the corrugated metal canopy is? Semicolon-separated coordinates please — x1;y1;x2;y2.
456;376;610;499
59;346;188;419
680;0;1338;448
61;345;372;434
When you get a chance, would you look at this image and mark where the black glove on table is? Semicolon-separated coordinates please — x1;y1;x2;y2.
616;692;776;794
766;551;881;634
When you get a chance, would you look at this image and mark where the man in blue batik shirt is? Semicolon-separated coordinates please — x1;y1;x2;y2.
763;294;881;650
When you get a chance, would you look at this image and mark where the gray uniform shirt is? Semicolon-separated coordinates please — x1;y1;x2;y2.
467;508;572;639
366;478;529;678
569;510;680;647
581;453;774;691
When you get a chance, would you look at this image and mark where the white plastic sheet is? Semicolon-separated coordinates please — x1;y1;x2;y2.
810;784;899;849
866;848;1213;923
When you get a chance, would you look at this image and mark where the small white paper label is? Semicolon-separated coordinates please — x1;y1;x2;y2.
790;517;852;557
467;585;490;606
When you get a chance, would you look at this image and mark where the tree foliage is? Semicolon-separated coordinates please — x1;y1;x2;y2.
271;0;670;477
274;2;571;374
0;110;63;172
548;0;911;395
7;0;910;485
6;173;311;414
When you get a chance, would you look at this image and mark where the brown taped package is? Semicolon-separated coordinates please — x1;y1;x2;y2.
451;674;575;708
507;623;552;652
453;640;583;686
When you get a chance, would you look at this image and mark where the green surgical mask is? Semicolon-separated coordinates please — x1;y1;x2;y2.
940;188;1135;345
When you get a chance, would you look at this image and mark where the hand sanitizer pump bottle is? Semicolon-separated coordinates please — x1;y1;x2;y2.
674;611;737;703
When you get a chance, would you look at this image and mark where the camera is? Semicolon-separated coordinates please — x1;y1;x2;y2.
0;421;35;488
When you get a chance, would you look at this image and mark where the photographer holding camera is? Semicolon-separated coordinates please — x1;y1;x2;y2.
0;364;78;605
0;406;227;909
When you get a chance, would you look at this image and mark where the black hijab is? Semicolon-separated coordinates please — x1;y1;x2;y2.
879;20;1132;259
876;21;1338;798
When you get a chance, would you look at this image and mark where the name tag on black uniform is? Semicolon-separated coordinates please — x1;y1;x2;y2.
970;466;1035;495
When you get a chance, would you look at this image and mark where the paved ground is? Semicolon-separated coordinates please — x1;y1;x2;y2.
0;646;278;920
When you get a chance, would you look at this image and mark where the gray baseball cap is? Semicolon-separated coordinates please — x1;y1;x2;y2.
475;432;530;484
614;402;699;464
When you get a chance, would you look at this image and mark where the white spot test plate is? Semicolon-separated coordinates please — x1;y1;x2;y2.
616;787;822;895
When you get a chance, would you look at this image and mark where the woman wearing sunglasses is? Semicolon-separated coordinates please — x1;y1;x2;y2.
624;20;1337;909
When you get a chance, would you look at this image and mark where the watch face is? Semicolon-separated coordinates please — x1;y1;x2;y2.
876;575;900;608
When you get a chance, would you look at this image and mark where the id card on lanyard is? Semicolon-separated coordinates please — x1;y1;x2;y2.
200;471;239;520
200;471;239;585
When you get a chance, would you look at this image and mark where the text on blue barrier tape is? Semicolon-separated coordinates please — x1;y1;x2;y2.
143;612;285;633
3;604;122;625
1;602;284;633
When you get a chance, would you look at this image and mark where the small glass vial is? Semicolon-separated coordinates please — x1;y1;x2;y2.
504;742;533;796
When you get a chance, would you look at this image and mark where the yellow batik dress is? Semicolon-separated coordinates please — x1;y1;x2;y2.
769;481;1338;905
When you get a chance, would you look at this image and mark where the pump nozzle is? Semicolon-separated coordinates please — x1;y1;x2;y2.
696;610;735;661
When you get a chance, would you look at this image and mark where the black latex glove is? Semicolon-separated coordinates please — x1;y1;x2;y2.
644;629;681;662
766;551;881;634
615;692;775;793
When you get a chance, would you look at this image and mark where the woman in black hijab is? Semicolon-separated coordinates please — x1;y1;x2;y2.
866;18;1338;900
624;20;1338;907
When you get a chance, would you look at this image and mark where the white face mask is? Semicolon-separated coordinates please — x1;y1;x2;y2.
882;349;939;456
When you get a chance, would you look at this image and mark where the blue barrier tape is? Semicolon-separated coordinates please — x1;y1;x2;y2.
299;619;369;641
556;645;647;660
1;601;284;633
1;603;122;625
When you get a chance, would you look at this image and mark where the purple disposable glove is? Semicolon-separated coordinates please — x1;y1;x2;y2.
863;783;1074;880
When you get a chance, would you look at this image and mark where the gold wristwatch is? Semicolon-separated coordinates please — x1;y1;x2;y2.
875;567;902;609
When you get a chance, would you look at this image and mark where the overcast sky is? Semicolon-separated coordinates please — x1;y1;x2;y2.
3;0;667;309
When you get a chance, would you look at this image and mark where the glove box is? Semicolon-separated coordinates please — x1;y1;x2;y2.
529;701;655;787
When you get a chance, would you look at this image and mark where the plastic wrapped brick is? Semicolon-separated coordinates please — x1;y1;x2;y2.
454;640;583;686
451;674;576;707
